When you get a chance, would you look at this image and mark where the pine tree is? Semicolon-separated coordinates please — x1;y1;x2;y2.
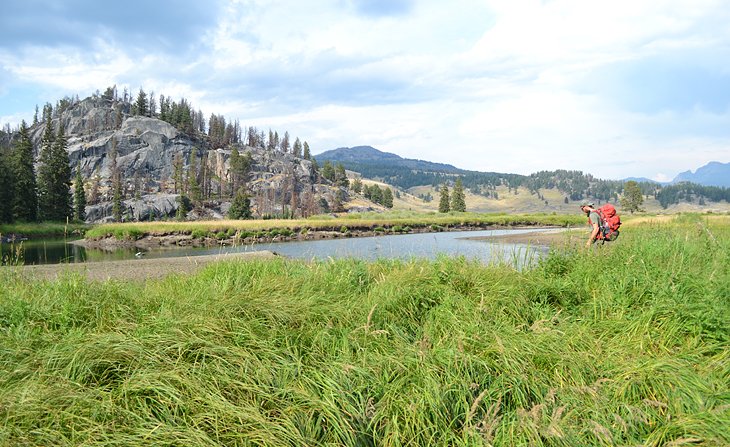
0;149;14;223
176;195;189;221
450;178;466;212
335;163;349;188
621;180;644;214
292;138;302;158
228;188;252;219
73;166;86;222
52;124;72;221
439;184;450;213
303;142;311;160
369;185;383;205
37;123;72;221
267;129;276;151
134;88;148;116
11;121;38;222
110;139;123;222
321;161;335;182
159;95;169;121
280;131;290;153
352;177;363;194
382;187;394;208
37;119;55;220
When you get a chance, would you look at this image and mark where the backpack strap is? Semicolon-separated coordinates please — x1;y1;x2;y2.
593;210;608;240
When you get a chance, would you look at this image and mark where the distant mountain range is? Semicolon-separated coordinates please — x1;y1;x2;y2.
621;177;666;185
319;146;730;189
315;146;730;209
316;146;463;174
672;161;730;188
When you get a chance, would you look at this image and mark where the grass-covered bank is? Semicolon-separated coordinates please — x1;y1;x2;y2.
85;211;585;241
0;222;89;239
1;215;728;446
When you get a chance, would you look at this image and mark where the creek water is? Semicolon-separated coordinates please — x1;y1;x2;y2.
2;228;558;267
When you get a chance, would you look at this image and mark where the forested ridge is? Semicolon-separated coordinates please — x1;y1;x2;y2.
317;147;730;208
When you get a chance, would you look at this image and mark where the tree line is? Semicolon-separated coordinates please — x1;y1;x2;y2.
315;156;679;207
0;116;82;224
656;183;730;209
437;178;466;213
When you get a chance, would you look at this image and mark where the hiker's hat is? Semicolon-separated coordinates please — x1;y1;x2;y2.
580;201;595;208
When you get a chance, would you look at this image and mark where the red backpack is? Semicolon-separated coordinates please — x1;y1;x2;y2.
593;203;621;240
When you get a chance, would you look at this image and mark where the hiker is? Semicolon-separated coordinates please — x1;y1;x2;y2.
580;201;621;247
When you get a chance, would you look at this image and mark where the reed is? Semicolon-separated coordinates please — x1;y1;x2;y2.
0;214;727;446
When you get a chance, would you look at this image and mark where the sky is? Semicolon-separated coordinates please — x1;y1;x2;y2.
1;0;729;181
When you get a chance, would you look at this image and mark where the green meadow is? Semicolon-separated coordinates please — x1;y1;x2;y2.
0;214;728;446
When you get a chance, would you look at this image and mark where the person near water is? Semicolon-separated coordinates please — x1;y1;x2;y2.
580;201;601;247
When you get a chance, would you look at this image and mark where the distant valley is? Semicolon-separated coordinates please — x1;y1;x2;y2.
316;146;730;213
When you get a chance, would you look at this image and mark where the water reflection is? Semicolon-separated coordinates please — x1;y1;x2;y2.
2;228;554;267
142;228;552;268
0;238;139;265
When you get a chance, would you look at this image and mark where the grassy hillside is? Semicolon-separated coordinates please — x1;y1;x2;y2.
403;184;730;215
1;214;728;445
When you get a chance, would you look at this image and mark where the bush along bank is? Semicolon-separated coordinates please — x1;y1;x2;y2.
0;214;728;445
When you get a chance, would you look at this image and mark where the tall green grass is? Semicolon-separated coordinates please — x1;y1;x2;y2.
0;215;727;445
0;222;89;238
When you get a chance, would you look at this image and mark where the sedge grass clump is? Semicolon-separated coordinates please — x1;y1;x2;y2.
0;214;728;446
190;229;207;239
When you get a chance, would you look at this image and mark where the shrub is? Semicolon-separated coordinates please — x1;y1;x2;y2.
191;229;207;239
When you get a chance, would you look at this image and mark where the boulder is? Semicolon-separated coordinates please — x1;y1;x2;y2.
85;194;180;223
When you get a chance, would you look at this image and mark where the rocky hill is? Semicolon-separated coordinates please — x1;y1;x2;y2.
673;161;730;188
19;94;354;223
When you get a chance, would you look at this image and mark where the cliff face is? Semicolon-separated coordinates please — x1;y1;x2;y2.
26;96;350;222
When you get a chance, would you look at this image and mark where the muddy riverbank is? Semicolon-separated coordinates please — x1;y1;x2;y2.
465;228;583;246
9;250;279;281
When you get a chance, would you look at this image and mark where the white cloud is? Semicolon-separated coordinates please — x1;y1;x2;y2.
1;0;729;180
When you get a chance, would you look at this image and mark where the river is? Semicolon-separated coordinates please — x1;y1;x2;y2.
1;228;559;267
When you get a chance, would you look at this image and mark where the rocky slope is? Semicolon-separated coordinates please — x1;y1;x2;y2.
26;96;351;223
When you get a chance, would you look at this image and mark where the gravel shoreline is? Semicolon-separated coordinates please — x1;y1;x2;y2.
464;228;583;246
9;250;279;282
